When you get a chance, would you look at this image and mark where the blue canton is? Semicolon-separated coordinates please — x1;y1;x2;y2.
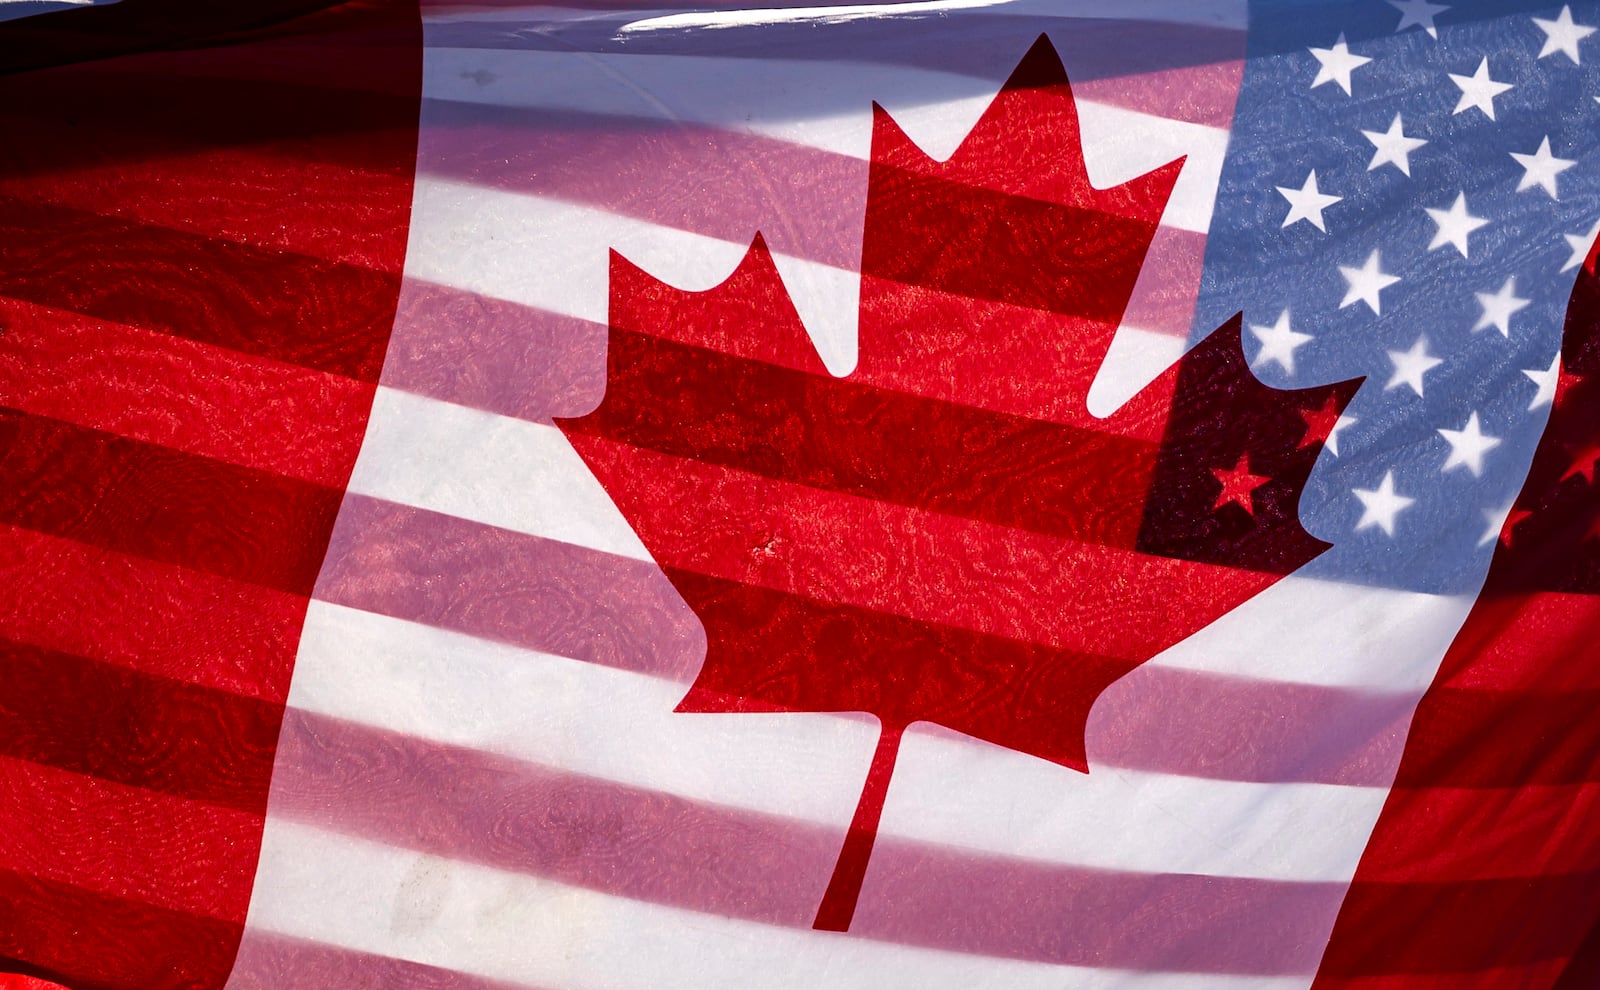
1196;0;1600;593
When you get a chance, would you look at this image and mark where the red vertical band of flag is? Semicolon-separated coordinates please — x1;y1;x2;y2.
1314;253;1600;988
0;1;421;987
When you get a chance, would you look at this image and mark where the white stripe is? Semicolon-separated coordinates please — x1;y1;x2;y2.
239;819;1306;990
419;50;1226;233
347;387;652;562
293;599;1383;882
350;385;1468;693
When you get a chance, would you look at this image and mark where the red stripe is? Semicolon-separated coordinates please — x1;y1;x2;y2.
0;637;281;813
316;494;708;682
1415;591;1600;692
385;280;609;421
1394;685;1600;787
667;568;1136;771
0;523;304;701
570;433;1269;658
1350;782;1600;882
563;328;1160;546
855;275;1180;433
1300;963;1568;990
0;408;344;595
0;196;396;383
1091;665;1412;786
1555;911;1600;989
1073;49;1242;130
851;829;1338;975
229;931;538;990
271;710;834;927
0;69;415;272
0;867;240;990
1121;223;1213;337
862;162;1169;322
1317;870;1600;981
421;101;868;270
0;756;260;920
0;297;374;488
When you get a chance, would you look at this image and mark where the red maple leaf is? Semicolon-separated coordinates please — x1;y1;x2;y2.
556;36;1360;932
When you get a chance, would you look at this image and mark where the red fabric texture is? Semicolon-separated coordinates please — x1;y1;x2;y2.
0;1;421;986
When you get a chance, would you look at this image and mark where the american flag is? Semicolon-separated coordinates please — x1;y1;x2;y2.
1;0;1598;987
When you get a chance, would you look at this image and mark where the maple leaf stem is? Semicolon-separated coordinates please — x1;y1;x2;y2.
812;722;905;933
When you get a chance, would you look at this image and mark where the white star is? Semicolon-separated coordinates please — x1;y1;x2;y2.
1340;249;1401;314
1310;33;1372;95
1277;170;1342;231
1327;414;1357;456
1562;217;1600;271
1478;499;1517;547
1438;412;1502;476
1511;136;1576;199
1534;5;1595;64
1425;192;1488;258
1386;336;1443;397
1389;0;1449;37
1449;57;1513;120
1473;276;1531;336
1363;114;1428;175
1353;471;1415;537
1249;309;1313;374
1523;351;1561;409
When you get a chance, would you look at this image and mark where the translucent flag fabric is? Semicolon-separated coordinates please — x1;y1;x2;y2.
2;1;1600;988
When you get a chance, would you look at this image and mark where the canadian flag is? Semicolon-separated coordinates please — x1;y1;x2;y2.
0;2;1598;989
